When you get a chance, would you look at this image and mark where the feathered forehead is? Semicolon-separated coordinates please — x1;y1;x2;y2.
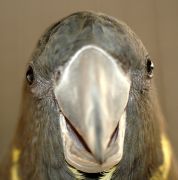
31;11;148;78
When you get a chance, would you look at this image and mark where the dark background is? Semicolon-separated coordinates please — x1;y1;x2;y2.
0;0;178;160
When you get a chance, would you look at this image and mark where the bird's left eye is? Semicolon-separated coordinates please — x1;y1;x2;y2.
146;58;154;78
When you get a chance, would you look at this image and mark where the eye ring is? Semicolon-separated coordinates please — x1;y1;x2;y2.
26;65;34;85
146;58;154;78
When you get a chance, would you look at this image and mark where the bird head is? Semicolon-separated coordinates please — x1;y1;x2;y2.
18;12;162;178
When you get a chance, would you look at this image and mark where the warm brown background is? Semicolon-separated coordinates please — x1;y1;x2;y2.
0;0;178;161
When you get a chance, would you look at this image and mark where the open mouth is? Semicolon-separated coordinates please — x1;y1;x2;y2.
59;111;126;173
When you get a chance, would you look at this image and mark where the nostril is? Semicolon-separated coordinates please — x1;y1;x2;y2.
54;65;65;83
55;70;61;82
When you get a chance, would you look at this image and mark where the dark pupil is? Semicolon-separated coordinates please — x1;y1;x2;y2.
26;66;34;85
146;59;154;74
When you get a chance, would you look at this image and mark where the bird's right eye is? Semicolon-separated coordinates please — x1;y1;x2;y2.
26;65;34;85
146;58;154;78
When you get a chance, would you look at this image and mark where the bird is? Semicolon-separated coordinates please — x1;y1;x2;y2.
0;11;177;180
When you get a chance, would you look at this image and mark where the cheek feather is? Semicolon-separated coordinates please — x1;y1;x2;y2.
151;134;171;180
11;148;21;180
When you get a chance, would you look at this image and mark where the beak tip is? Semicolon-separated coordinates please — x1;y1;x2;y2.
95;156;105;165
92;148;106;165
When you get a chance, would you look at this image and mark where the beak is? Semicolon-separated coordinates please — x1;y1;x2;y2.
55;45;130;166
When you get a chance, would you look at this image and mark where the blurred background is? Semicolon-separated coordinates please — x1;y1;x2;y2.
0;0;178;160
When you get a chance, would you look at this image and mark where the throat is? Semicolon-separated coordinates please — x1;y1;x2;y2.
67;165;116;180
82;173;103;179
